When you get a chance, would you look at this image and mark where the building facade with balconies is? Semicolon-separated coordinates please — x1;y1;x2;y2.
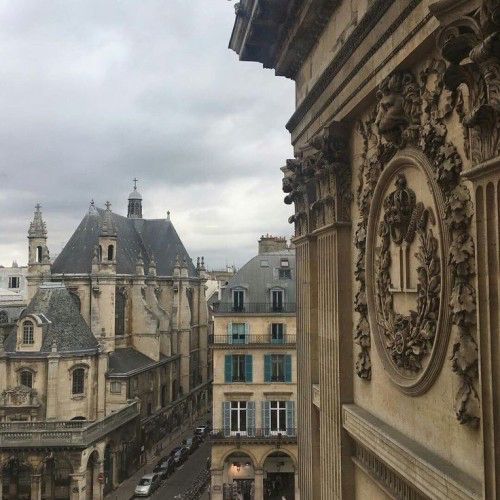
210;236;298;500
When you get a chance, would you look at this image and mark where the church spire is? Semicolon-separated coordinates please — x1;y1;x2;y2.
127;178;143;219
28;203;47;238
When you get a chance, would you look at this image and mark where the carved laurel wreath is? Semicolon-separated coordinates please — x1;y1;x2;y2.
375;174;441;372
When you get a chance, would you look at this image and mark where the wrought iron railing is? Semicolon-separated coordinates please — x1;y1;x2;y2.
213;303;296;314
210;428;297;441
209;334;296;345
0;401;139;448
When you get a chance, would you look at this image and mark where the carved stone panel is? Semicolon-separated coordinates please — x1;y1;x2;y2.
366;149;451;395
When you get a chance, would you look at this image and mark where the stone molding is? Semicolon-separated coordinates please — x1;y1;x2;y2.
343;404;482;500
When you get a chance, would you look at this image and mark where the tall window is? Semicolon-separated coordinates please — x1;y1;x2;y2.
264;354;292;383
72;368;85;395
224;354;252;383
36;246;42;263
107;244;114;261
22;321;34;345
233;290;244;311
232;355;246;382
270;401;287;434
20;370;33;388
271;354;285;382
115;289;126;336
231;323;246;344
98;245;103;262
271;290;284;311
230;401;247;434
8;276;20;289
271;323;284;344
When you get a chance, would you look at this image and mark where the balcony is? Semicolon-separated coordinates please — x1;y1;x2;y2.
0;401;139;449
213;303;296;314
210;334;296;348
210;428;297;445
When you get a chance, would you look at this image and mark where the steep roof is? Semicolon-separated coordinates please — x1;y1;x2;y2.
4;283;98;355
108;347;165;377
52;208;195;276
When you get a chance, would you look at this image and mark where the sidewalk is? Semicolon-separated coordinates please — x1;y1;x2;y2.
105;412;210;500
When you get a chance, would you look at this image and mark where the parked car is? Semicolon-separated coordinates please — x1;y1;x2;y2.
185;435;199;454
169;445;183;457
153;456;175;479
173;446;189;465
134;473;161;497
195;425;210;438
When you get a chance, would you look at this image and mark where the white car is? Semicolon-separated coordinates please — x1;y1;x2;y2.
134;473;160;497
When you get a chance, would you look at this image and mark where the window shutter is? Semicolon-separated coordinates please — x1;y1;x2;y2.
227;323;232;344
285;355;292;382
223;401;231;437
245;355;252;383
286;401;295;436
283;323;287;342
247;401;255;437
244;323;249;344
264;355;271;382
224;355;232;383
262;401;271;437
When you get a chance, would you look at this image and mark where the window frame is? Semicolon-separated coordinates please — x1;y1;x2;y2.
230;401;247;435
270;289;284;311
22;321;34;345
19;369;34;388
232;289;244;311
110;381;122;394
269;400;287;435
271;323;284;344
71;367;86;396
270;354;285;382
8;276;20;289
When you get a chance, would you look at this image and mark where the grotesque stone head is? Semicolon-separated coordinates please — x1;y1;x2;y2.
375;72;421;145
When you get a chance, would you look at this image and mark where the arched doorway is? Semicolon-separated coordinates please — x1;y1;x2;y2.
1;458;32;499
85;450;101;500
263;451;295;500
41;455;72;500
222;452;255;500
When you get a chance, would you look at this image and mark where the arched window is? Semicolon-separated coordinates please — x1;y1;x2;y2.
72;368;85;395
98;245;103;262
0;310;8;324
36;246;43;263
107;244;114;261
20;370;33;388
22;321;34;345
115;289;125;336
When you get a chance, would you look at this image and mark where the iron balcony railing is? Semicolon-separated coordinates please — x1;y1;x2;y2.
213;303;296;314
0;401;139;449
209;334;296;345
210;428;297;442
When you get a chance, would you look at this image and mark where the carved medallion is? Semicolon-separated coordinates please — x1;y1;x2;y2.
366;151;450;395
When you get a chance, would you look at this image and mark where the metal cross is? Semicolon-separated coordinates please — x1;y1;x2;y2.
133;177;138;190
105;201;111;210
35;203;41;211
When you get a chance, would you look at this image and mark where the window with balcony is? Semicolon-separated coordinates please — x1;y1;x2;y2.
22;321;34;345
262;400;295;436
228;322;247;344
233;290;244;311
264;354;292;382
222;400;256;436
271;290;284;311
72;368;85;395
224;354;252;383
20;370;33;388
271;323;284;344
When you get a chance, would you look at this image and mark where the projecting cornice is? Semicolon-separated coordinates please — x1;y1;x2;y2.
228;0;339;78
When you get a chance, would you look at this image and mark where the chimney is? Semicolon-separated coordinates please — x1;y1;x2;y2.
258;235;288;255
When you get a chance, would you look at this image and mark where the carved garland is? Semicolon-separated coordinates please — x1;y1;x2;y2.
355;66;479;426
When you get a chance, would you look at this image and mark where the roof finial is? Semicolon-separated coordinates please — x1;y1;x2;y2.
167;210;171;221
133;177;138;190
105;201;111;211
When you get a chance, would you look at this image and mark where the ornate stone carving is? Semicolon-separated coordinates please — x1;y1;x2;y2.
355;65;479;424
436;0;500;165
0;386;40;407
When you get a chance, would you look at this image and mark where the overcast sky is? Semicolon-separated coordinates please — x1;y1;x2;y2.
0;0;294;270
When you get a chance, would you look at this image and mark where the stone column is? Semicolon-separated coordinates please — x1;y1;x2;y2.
464;158;500;499
96;353;107;419
294;471;300;500
253;469;264;500
210;469;223;500
46;351;60;419
43;473;54;500
30;474;42;500
69;473;86;500
92;461;104;500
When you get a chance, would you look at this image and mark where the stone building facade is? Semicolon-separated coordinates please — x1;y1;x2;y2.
0;185;211;499
230;1;499;499
210;236;298;500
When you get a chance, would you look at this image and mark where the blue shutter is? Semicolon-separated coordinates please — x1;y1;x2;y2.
244;323;249;344
227;323;233;344
247;401;255;437
224;355;232;383
223;401;231;437
262;401;271;437
286;401;295;436
244;355;252;383
264;355;271;382
284;355;292;382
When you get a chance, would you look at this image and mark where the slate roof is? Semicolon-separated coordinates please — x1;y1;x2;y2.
108;347;169;377
220;249;296;304
52;208;195;276
4;283;99;355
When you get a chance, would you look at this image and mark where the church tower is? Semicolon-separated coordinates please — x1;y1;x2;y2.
127;178;142;219
27;204;51;300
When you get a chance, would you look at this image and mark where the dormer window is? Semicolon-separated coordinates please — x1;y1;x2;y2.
22;321;34;345
271;290;284;312
20;370;33;388
233;290;244;312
